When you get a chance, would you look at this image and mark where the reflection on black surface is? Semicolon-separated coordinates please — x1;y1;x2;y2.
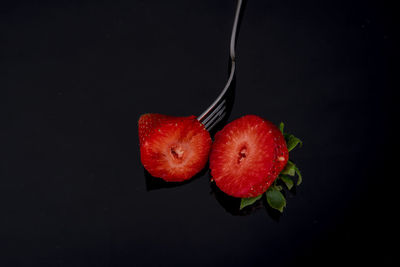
210;182;263;216
288;184;297;196
210;179;286;221
144;165;209;191
264;195;283;222
210;180;282;218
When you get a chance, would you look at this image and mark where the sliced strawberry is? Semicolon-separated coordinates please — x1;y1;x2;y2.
138;113;211;182
209;115;288;198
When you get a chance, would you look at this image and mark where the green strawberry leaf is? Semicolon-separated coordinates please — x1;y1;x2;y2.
280;122;302;152
286;135;303;152
240;194;263;210
274;184;283;191
272;123;302;212
266;187;286;212
280;161;303;186
279;122;284;134
281;161;296;176
279;174;294;190
293;165;302;185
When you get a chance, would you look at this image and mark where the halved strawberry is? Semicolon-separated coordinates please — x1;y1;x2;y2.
139;113;212;182
209;115;288;198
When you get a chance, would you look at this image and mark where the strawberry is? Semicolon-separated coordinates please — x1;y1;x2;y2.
138;113;212;182
209;115;288;198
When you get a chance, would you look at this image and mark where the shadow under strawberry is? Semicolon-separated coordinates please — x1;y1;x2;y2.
144;164;209;191
210;181;283;221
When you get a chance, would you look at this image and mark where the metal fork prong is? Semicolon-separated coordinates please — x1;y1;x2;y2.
201;99;226;126
204;105;226;130
197;61;235;123
204;105;226;126
206;111;227;132
204;106;226;129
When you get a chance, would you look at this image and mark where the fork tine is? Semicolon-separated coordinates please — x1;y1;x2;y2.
204;105;226;130
206;111;227;132
201;99;226;126
197;61;235;125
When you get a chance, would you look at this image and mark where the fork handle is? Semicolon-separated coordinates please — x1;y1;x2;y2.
230;0;243;62
196;0;245;125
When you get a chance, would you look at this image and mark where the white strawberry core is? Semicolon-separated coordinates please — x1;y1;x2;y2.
238;146;248;163
170;145;185;160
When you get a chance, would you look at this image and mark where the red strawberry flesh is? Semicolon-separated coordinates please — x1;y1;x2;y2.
139;113;211;182
210;115;288;198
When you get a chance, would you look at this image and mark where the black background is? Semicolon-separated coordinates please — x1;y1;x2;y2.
0;0;397;266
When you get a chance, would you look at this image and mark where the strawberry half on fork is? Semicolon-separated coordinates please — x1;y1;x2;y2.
138;113;212;182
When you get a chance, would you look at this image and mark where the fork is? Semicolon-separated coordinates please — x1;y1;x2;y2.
197;0;244;131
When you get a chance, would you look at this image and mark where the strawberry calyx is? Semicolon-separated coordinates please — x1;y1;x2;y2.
240;122;302;212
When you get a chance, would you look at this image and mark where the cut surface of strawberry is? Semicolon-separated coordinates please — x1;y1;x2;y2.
139;113;211;182
209;115;288;198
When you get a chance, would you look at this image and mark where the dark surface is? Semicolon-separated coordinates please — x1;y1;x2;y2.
0;0;397;266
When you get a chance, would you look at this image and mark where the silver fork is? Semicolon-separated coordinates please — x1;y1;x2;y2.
197;0;244;131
